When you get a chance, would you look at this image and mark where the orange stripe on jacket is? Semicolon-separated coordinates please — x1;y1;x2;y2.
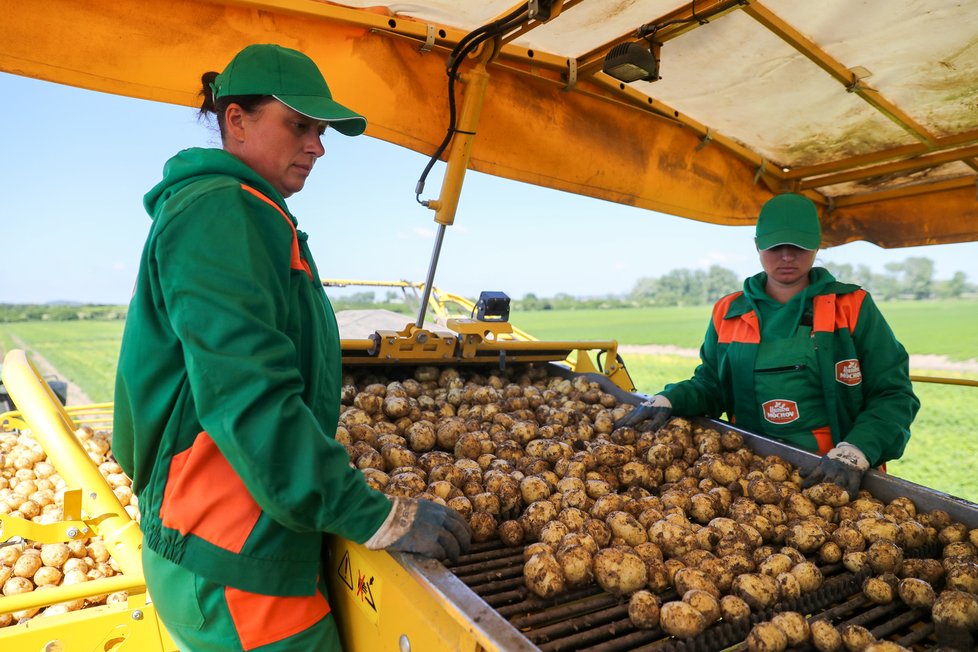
713;292;761;344
240;184;314;281
813;291;866;333
160;431;262;553
225;583;331;651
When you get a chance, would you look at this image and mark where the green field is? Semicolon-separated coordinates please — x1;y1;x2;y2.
0;321;124;402
515;300;978;360
2;302;977;502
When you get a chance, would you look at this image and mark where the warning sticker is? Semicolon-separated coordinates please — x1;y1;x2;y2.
335;546;381;625
762;399;800;424
835;359;862;386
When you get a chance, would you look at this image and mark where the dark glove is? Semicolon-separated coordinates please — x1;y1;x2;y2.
799;442;870;500
614;395;672;431
364;497;471;562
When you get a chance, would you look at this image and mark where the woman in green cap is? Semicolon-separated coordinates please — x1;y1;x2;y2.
617;193;919;500
113;44;469;651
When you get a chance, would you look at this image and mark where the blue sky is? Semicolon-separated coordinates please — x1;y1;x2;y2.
2;72;976;305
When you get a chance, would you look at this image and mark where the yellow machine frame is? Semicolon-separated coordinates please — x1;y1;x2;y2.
0;350;177;651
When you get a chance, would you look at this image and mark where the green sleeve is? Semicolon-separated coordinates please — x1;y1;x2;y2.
841;293;919;465
155;187;390;542
659;317;727;418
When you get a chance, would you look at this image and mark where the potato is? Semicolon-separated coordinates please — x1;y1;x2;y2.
593;547;647;596
810;620;843;652
897;577;935;608
539;521;569;548
843;551;871;574
627;590;661;629
606;511;648;546
659;600;707;639
758;553;793;577
863;643;911;652
747;621;788;652
13;552;42;578
555;544;593;587
405;421;436;453
732;573;778;610
683;589;720;624
945;561;978;594
862;576;895;604
839;624;875;651
468;511;496;543
791;561;824;593
855;517;901;544
497;520;524;547
932;589;978;630
772;611;810;647
674;567;720;599
524;551;566;599
776;571;801;601
719;594;751;623
805;482;850;507
786;520;828;553
867;540;903;574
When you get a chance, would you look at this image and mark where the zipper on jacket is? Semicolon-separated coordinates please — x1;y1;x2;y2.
756;364;805;373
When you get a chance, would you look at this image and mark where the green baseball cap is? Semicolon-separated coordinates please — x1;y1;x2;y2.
755;193;821;250
212;44;366;137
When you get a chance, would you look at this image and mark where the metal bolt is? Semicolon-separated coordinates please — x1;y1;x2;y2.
90;492;97;500
81;527;90;534
43;642;64;652
398;634;411;652
416;332;428;343
387;337;396;344
66;527;79;538
131;610;143;621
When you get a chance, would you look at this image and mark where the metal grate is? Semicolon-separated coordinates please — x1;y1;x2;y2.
447;540;971;651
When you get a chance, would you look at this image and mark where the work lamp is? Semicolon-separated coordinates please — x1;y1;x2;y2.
602;42;659;83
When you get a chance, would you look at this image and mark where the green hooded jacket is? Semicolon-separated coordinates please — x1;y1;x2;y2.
113;147;392;596
659;268;918;466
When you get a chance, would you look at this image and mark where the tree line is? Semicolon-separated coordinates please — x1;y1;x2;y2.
0;256;973;321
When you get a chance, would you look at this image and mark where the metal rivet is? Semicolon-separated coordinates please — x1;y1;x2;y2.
132;610;143;620
89;492;97;500
44;642;64;652
398;634;411;652
66;527;79;538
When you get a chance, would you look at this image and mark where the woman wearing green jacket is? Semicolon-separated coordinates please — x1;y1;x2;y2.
618;193;919;499
113;44;469;651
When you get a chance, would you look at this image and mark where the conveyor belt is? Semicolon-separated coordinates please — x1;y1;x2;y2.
445;540;971;651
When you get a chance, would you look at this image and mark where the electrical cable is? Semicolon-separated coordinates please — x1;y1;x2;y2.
415;4;529;205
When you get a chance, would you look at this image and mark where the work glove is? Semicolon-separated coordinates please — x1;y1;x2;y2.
364;497;471;563
614;395;672;431
799;442;870;500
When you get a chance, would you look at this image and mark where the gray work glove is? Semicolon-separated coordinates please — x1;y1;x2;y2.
364;497;471;563
614;395;672;431
799;442;870;500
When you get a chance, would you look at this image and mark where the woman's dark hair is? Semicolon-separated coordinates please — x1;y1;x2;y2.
199;71;272;137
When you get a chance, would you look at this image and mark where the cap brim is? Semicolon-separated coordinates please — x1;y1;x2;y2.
274;95;367;136
756;230;819;251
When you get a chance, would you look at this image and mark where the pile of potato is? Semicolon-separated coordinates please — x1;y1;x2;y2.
4;361;978;649
0;427;136;627
336;363;978;650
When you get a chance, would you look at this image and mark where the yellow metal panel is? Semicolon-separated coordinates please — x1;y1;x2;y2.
0;597;176;651
326;538;487;651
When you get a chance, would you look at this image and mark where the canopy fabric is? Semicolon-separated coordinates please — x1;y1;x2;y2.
4;0;977;247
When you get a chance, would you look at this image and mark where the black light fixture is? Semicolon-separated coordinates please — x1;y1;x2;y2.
602;42;660;83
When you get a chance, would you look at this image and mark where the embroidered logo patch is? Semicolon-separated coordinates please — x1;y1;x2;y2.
762;399;800;424
835;359;862;386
